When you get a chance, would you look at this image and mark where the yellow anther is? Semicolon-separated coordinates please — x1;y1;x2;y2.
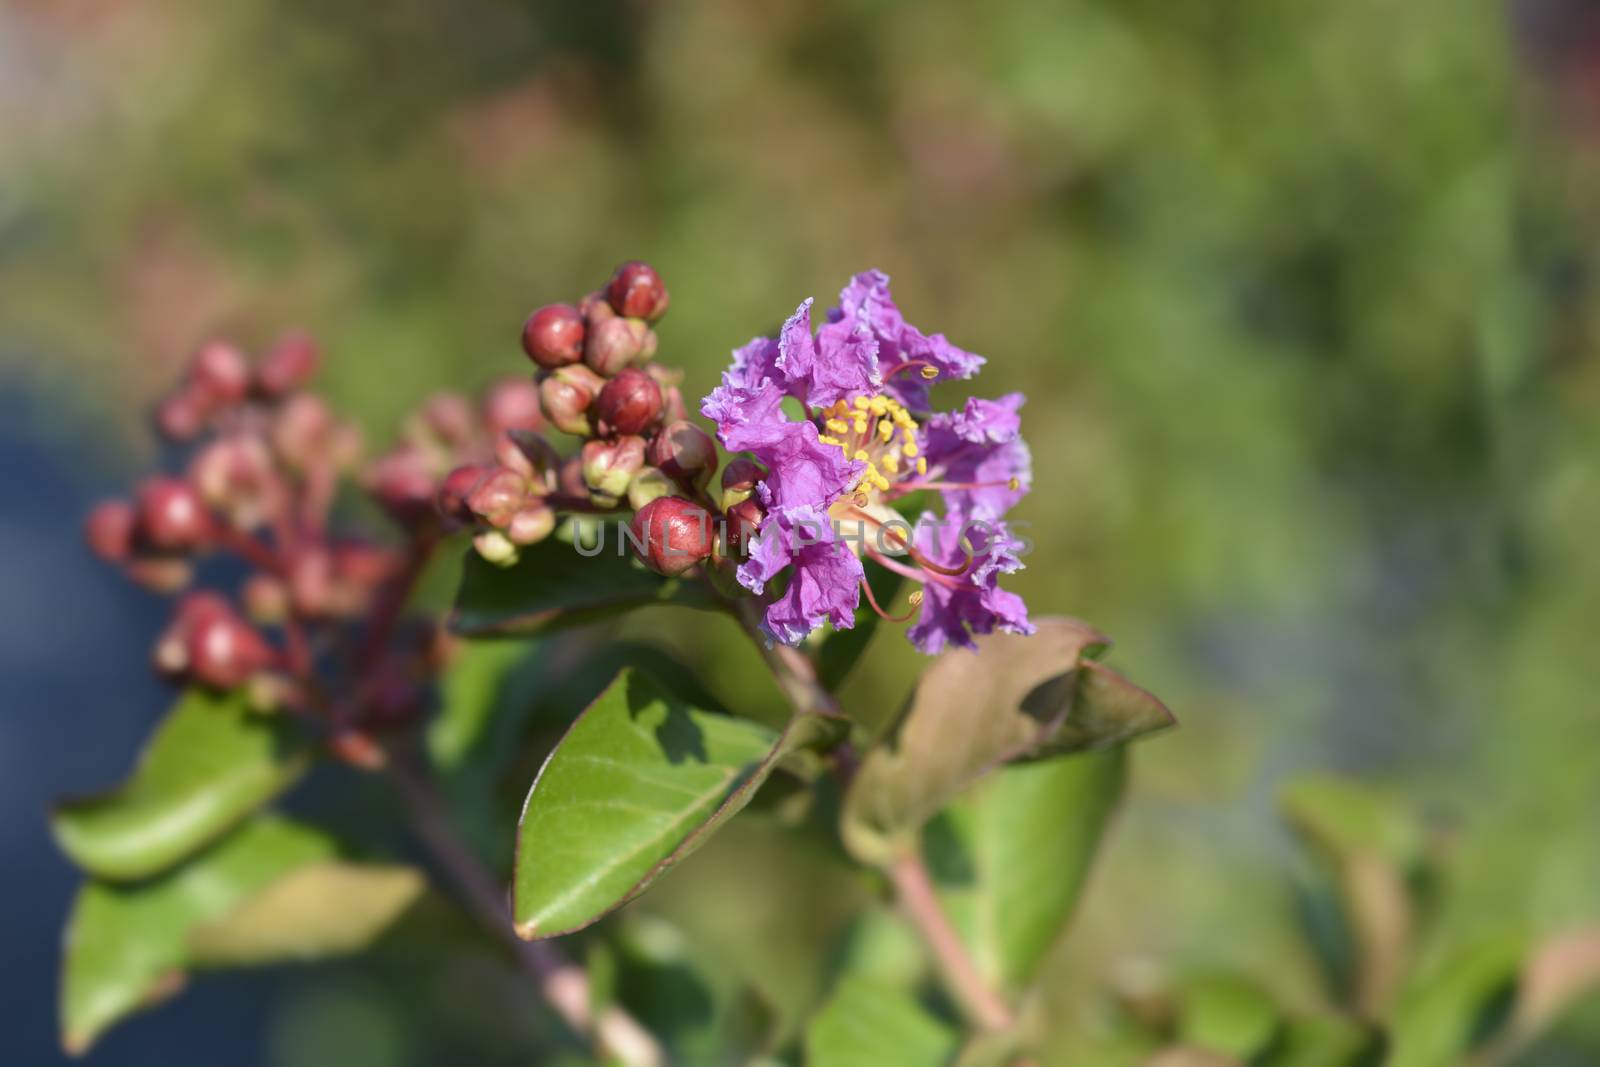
872;471;891;491
852;395;870;410
869;396;889;415
908;590;924;607
882;452;901;474
852;491;870;508
819;434;843;447
877;420;894;443
852;418;869;436
825;418;850;434
916;457;928;476
920;365;940;380
1007;477;1020;491
901;442;919;459
854;449;870;462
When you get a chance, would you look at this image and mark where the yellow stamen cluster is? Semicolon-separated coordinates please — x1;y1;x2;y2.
817;393;921;498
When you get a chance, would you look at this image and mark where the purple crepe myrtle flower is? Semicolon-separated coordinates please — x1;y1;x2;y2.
701;270;1033;653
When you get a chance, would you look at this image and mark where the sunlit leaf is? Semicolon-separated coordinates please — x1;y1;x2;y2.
927;749;1127;992
1175;974;1281;1059
843;618;1173;863
60;816;334;1054
512;668;845;938
51;689;309;882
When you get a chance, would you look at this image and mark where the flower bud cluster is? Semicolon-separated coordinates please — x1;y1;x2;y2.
501;261;764;578
83;333;503;766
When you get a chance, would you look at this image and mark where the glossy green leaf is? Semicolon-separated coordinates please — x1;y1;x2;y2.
927;749;1127;992
187;861;425;966
513;668;844;938
450;522;717;637
51;689;309;882
60;816;335;1054
804;976;958;1067
1387;937;1525;1067
843;618;1174;863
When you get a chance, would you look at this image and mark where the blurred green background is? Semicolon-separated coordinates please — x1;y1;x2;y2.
6;0;1600;1063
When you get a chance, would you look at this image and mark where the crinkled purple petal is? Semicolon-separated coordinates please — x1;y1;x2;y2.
824;270;983;411
739;505;863;645
919;393;1031;521
904;511;1033;654
778;298;880;409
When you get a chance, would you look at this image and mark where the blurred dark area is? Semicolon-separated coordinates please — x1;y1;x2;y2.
6;0;1600;1063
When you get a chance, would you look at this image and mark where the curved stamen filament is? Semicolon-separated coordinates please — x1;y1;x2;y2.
849;506;975;579
866;546;964;590
881;359;943;381
859;577;917;623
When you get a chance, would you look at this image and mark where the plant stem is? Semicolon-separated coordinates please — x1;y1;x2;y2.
387;755;664;1067
731;602;1016;1032
888;847;1016;1032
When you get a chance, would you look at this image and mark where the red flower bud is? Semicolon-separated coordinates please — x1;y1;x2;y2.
720;457;766;510
606;261;670;322
271;394;334;470
188;340;251;408
629;496;714;577
595;369;663;437
582;435;648;501
135;477;212;552
154;387;207;442
242;573;290;624
662;384;686;425
578;289;616;327
484;377;546;438
495;429;559;490
506;501;557;546
724;496;765;558
187;434;277;529
288;545;336;617
154;592;231;675
556;455;588;501
437;463;492;525
186;603;273;689
256;331;322;396
540;365;603;437
649;420;717;493
466;466;530;527
521;303;586;369
85;500;137;563
472;529;520;567
584;317;649;376
365;447;439;526
420;392;477;450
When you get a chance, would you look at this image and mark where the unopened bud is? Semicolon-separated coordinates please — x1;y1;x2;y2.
584;317;648;376
556;455;588;501
662;385;687;425
420;392;477;450
154;592;230;676
365;447;439;526
256;331;322;396
187;606;273;689
724;496;765;558
473;529;520;567
154;388;207;442
521;303;586;369
540;365;602;437
720;458;766;511
328;729;386;770
188;434;276;529
627;467;675;510
135;477;212;552
466;466;530;528
595;369;663;437
437;463;491;525
188;340;251;408
85;500;137;563
288;545;336;617
606;261;670;322
484;377;546;437
506;501;557;546
649;420;716;493
582;436;647;502
495;429;559;491
629;496;714;577
271;394;334;470
578;289;616;327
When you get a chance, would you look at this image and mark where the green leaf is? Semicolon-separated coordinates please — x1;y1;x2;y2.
1260;1014;1380;1067
450;522;717;637
51;689;310;881
512;668;844;938
805;976;958;1067
1494;929;1600;1056
1141;1049;1244;1067
60;815;335;1054
1386;937;1525;1067
1175;975;1281;1059
843;617;1174;864
927;749;1127;992
186;861;425;966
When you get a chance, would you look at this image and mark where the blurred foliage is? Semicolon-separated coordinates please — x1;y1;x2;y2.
8;0;1600;1062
